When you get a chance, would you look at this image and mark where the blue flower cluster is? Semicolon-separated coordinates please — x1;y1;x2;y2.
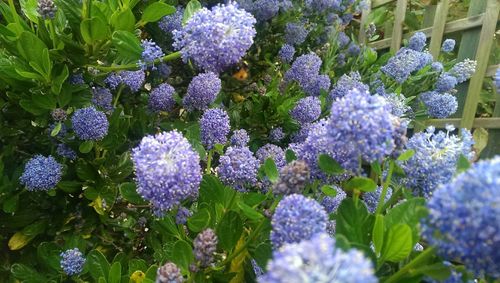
329;71;368;100
230;129;250;147
105;70;146;92
449;59;476;83
363;186;393;213
420;91;458;118
285;23;309;46
320;186;346;214
285;53;331;96
140;39;164;69
200;109;230;149
496;68;500;93
217;146;260;190
173;3;256;73
148;83;176;113
401;126;474;198
435;73;458;92
56;144;77;160
159;7;184;34
37;0;57;19
278;44;295;63
71;107;109;141
408;32;427;52
193;228;218;267
441;39;455;53
377;87;411;117
423;157;500;278
260;233;377;283
274;160;310;195
175;207;192;225
91;87;113;111
381;47;432;84
20;155;62;191
183;72;221;111
156;262;184;283
256;144;286;169
60;248;85;276
131;131;202;213
270;194;328;248
269;127;285;142
290;96;321;125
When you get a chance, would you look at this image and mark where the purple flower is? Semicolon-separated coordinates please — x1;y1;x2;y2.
329;71;368;100
270;194;328;248
252;0;280;21
121;70;146;92
274;160;310;195
381;48;429;84
408;32;427;51
175;207;192;225
285;23;309;46
217;146;260;190
337;31;350;48
104;73;122;90
302;74;331;96
278;44;295;63
37;0;57;19
159;7;184;34
71;107;109;141
449;59;476;83
320;186;346;214
284;53;323;92
441;39;455;52
305;0;341;11
173;3;256;73
290;96;322;125
269;127;285;142
156;262;184;283
20;155;62;191
420;91;458;118
495;68;500;93
230;129;250;147
363;186;392;213
200;109;230;149
431;62;444;72
193;228;218;267
91;87;113;111
131;131;202;213
60;248;85;276
56;144;77;160
69;73;85;85
256;144;286;168
347;42;360;56
149;83;176;112
183;72;221;111
140;39;164;68
435;73;458;92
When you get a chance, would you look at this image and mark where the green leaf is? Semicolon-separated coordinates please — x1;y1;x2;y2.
320;185;337;197
3;194;19;213
50;122;62;137
472;127;488;157
87;250;110;280
385;198;427;244
80;17;109;44
108;262;122;283
285;149;297;163
111;8;135;31
79;140;94;153
32;93;57;110
372;214;384;256
20;0;38;23
411;262;452;281
456;154;470;173
11;264;47;283
19;99;45;115
263;158;279;183
140;2;175;24
381;224;413;262
37;242;61;271
111;30;142;62
237;201;263;220
343;177;377;192
119;182;145;204
182;0;201;25
217;211;243;251
397;149;415;161
171;240;193;271
318;154;344;175
187;208;210;232
51;64;69;95
17;32;49;76
336;198;374;245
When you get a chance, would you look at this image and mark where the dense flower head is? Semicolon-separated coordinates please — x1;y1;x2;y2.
37;0;57;19
260;233;377;283
327;89;396;170
56;144;77;160
157;63;172;78
366;23;377;39
274;160;310;195
256;144;286;168
175;207;192;225
270;194;328;248
252;0;280;21
69;73;85;85
302;74;331;96
20;155;62;191
381;47;429;83
431;62;444;72
183;72;221;111
278;44;295;63
408;32;426;51
217;146;260;190
131;131;202;213
104;73;122;90
91;87;113;111
71;107;109;141
230;129;250;147
449;59;476;83
422;157;500;278
363;186;393;213
285;53;326;94
329;71;368;100
173;2;256;73
441;39;455;52
305;0;341;11
379;90;411;117
269;127;285;142
51;108;67;122
159;8;184;34
401;126;474;198
193;228;218;267
141;39;164;68
156;262;184;283
149;83;176;112
420;91;458;118
320;186;347;214
60;248;85;276
337;31;350;48
285;23;309;46
200;108;230;149
121;70;146;92
435;73;458;92
347;42;361;56
290;96;322;125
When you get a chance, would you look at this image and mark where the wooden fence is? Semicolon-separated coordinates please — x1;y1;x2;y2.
358;0;500;157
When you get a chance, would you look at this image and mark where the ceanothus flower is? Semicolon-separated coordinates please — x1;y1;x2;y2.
104;73;122;90
256;144;286;168
69;73;85;85
441;39;455;53
420;91;458;119
422;157;500;278
431;62;444;72
131;131;202;213
269;127;285;142
305;0;341;11
159;7;184;34
381;48;428;84
290;96;322;125
175;207;192;225
400;125;474;198
183;72;221;111
270;194;328;248
193;228;218;267
252;0;280;21
274;160;310;195
260;233;377;283
71;107;109;141
230;129;250;147
141;39;164;69
149;83;176;112
449;59;476;83
91;87;113;111
378;89;411;117
363;186;393;213
121;70;146;92
51;108;67;122
173;2;256;73
278;44;295;63
56;144;77;160
408;32;426;51
347;42;361;56
435;73;458;92
285;53;322;88
20;155;62;191
329;71;368;100
320;186;347;214
200;108;230;149
285;22;309;46
337;31;350;48
217;146;259;190
302;74;331;96
156;262;184;283
60;248;85;276
37;0;57;19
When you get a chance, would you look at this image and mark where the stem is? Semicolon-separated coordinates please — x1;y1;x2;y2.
113;85;124;107
47;20;57;49
375;160;394;215
205;150;213;174
86;51;182;72
384;247;436;283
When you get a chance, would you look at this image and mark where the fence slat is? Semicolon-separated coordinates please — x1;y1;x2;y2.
358;1;372;44
372;0;397;8
428;0;450;58
460;0;499;129
425;118;500;129
390;0;407;52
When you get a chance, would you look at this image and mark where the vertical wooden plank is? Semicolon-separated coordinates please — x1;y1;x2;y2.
390;0;407;53
428;0;450;58
460;0;499;129
422;5;437;28
358;1;372;44
452;0;488;118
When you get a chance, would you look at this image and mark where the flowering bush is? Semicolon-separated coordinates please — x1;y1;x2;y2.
0;0;497;282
